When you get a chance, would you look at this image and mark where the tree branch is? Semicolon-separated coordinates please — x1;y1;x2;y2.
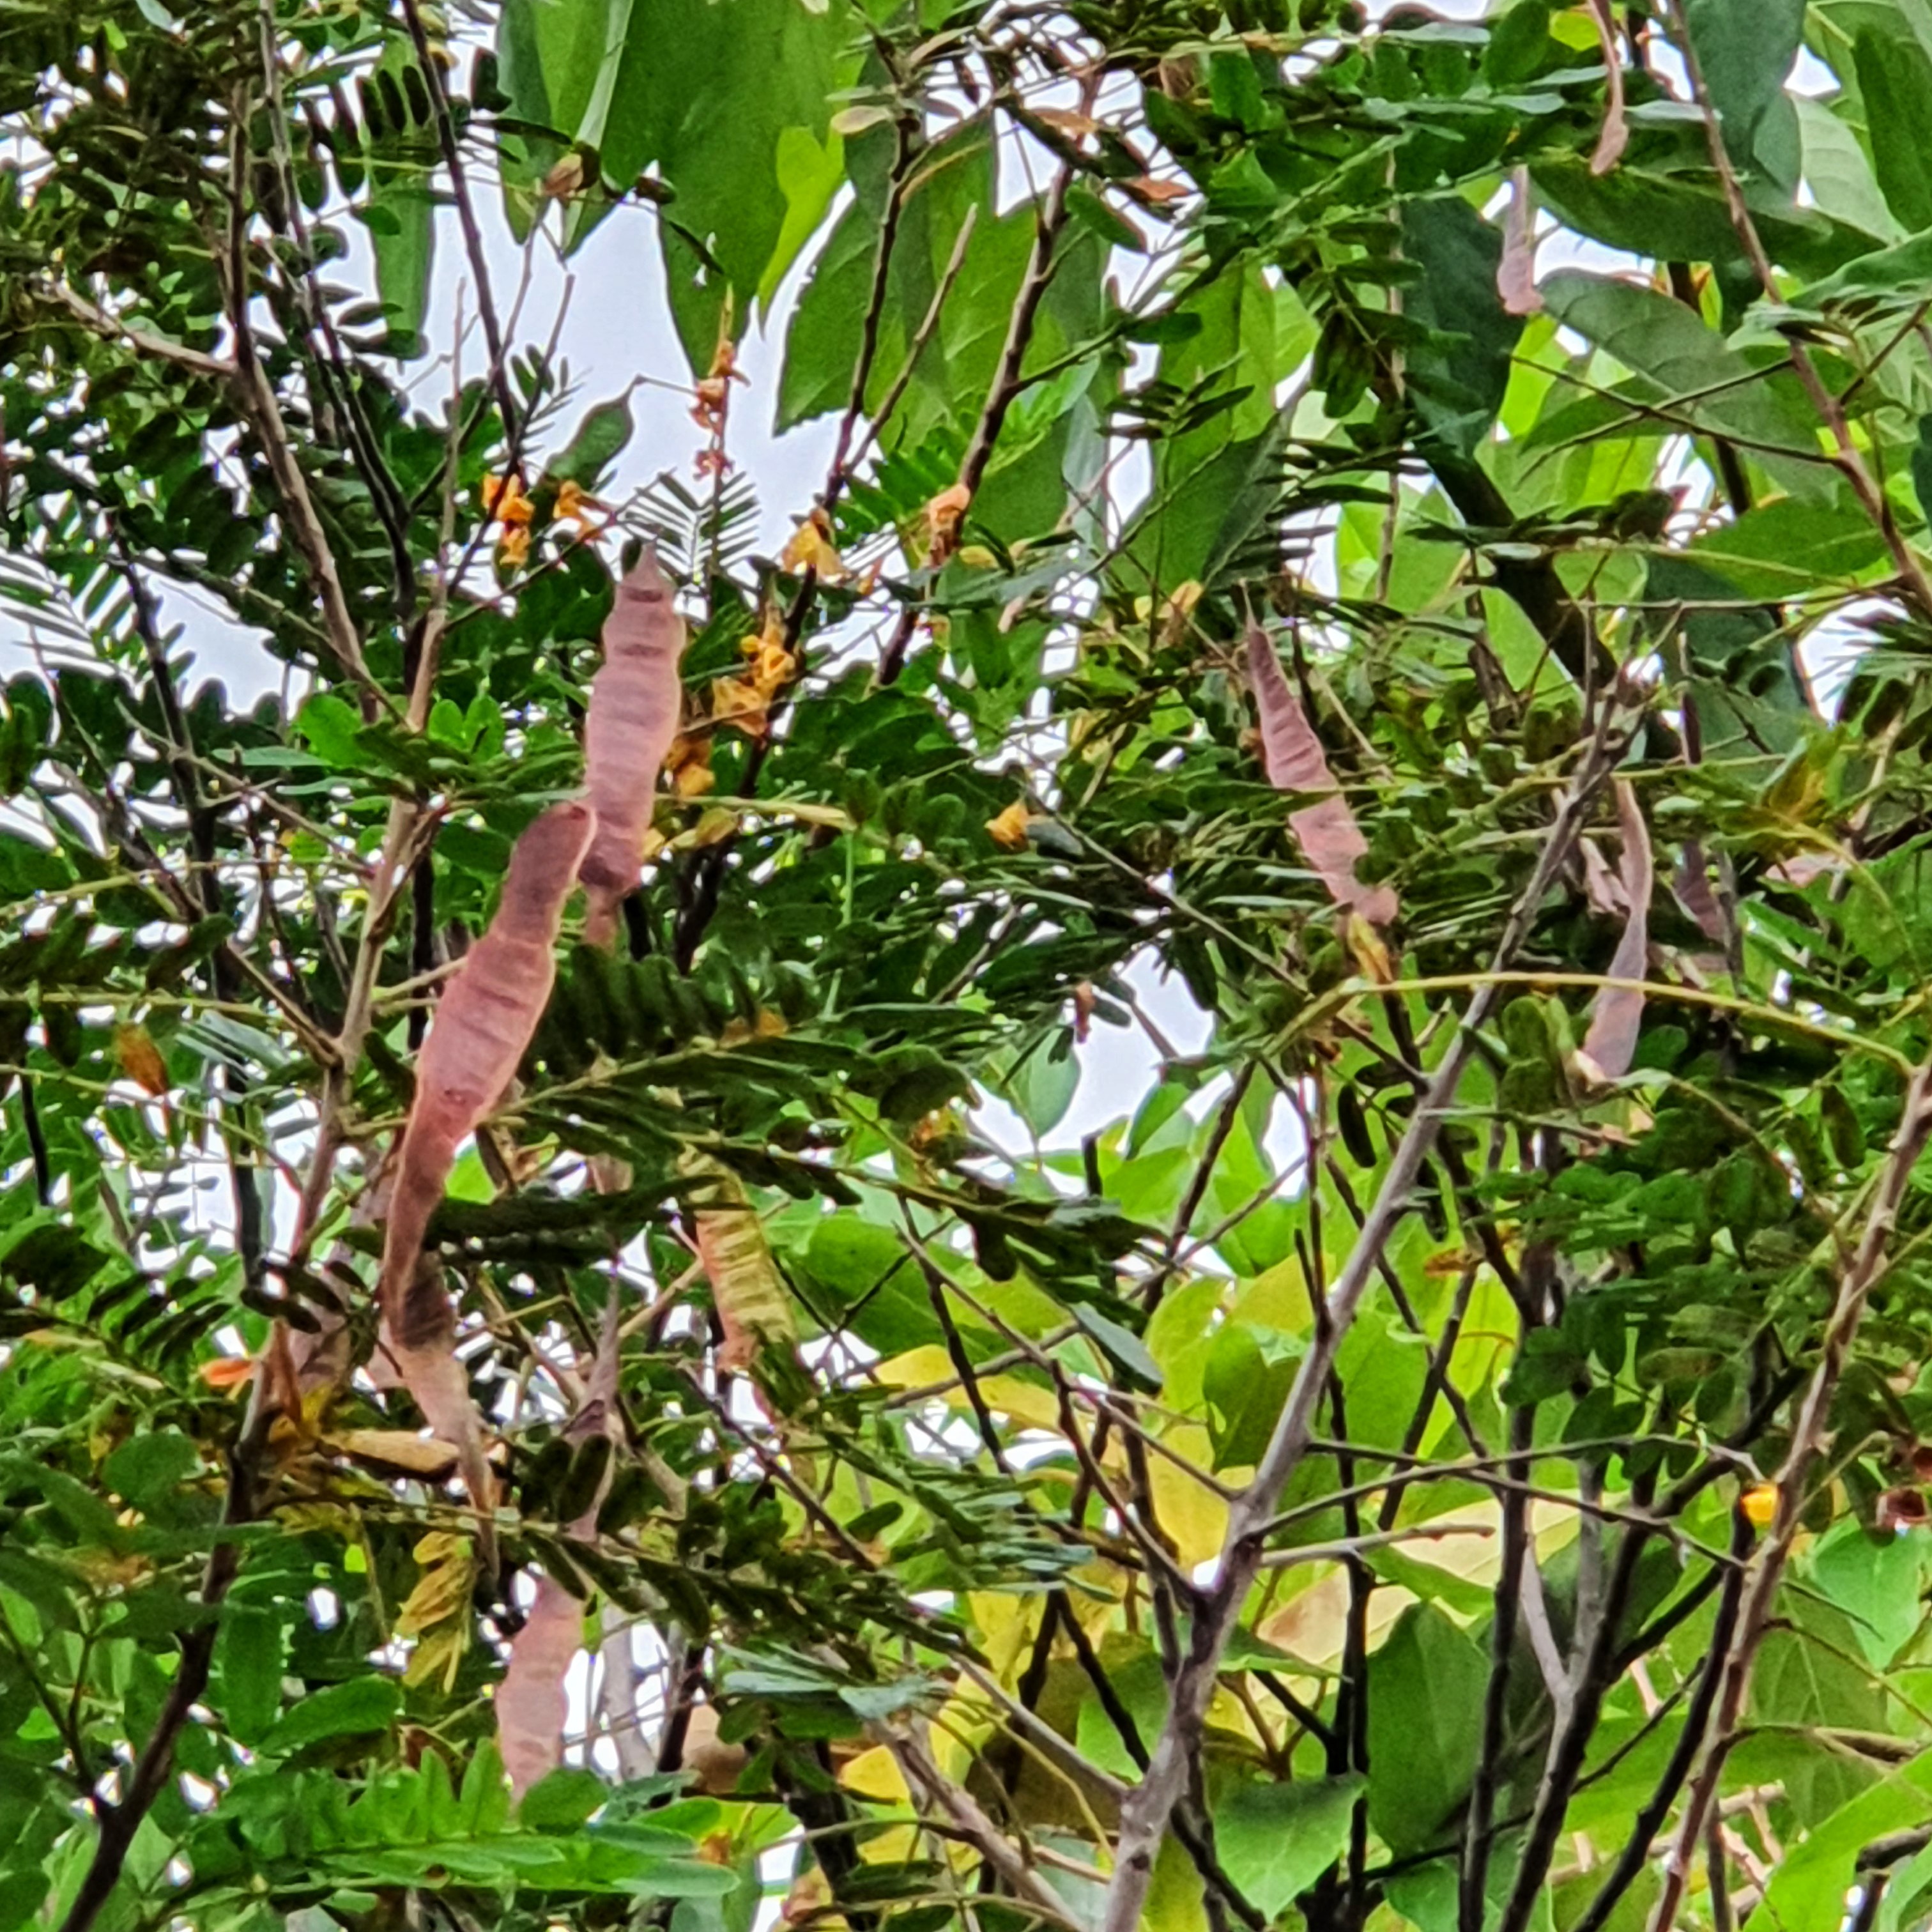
1098;695;1638;1932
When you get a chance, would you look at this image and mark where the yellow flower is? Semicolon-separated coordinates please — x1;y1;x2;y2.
710;673;769;740
481;473;533;526
924;482;972;560
986;800;1033;850
555;479;602;530
666;733;716;799
1741;1482;1778;1529
496;525;530;570
779;507;847;583
744;610;797;697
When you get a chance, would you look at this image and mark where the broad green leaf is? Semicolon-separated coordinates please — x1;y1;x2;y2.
1541;271;1828;501
1401;195;1522;461
1684;0;1805;189
1851;21;1932;234
1685;495;1889;599
1755;1754;1932;1929
597;0;861;369
1644;553;1810;756
1211;1775;1363;1916
1796;95;1903;244
1365;1605;1487;1857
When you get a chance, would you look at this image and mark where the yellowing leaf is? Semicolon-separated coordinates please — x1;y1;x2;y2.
1147;1423;1227;1566
877;1346;1064;1434
839;1744;910;1804
685;1154;797;1376
113;1022;169;1096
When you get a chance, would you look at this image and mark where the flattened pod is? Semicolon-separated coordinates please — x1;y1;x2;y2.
496;1305;623;1797
1246;627;1398;928
1578;779;1653;1084
580;552;686;949
377;801;597;1545
684;1152;796;1374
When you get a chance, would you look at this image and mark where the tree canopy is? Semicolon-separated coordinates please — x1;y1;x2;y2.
9;3;1932;1930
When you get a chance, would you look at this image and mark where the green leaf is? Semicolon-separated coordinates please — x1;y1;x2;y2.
596;0;861;369
518;1768;610;1832
1070;1305;1162;1390
1850;22;1932;233
1211;1775;1363;1916
102;1429;201;1508
1685;496;1889;599
364;184;434;358
1541;271;1828;501
548;392;635;488
1401;195;1522;460
213;1605;287;1747
1684;0;1806;188
1365;1606;1487;1857
1754;1755;1932;1930
1804;1521;1932;1666
1644;553;1809;758
259;1676;401;1755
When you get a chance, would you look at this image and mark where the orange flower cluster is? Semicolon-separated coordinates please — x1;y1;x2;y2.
779;506;848;583
481;473;601;570
710;608;798;742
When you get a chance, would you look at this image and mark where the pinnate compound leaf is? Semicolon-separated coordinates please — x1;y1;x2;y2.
1246;627;1397;927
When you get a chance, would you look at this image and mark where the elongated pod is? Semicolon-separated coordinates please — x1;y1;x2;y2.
496;1304;624;1797
580;553;686;948
1246;627;1398;927
376;801;596;1538
1579;779;1652;1082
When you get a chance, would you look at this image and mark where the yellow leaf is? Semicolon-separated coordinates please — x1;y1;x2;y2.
1742;1482;1778;1528
839;1745;910;1804
876;1346;1062;1434
1147;1423;1227;1567
113;1022;169;1096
